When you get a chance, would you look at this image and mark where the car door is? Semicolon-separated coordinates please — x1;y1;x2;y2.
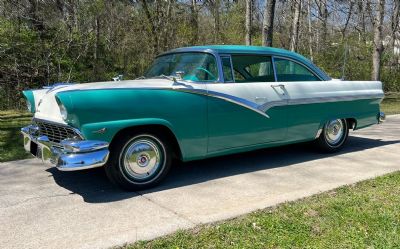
206;54;288;153
272;57;326;141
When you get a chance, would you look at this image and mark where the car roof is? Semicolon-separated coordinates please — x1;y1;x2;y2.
166;45;305;62
162;45;331;80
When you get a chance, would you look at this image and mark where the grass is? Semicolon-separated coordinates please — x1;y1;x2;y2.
126;172;400;249
0;93;398;163
0;110;32;162
381;93;400;115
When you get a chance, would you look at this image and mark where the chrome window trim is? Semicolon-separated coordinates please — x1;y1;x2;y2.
219;54;235;83
272;56;324;81
228;55;235;83
271;56;278;82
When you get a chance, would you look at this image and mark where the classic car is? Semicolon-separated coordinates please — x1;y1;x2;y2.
21;45;385;190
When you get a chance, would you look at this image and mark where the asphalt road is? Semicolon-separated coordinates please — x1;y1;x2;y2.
1;115;399;249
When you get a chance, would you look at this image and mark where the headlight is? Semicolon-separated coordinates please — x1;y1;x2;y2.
26;100;32;112
59;103;68;121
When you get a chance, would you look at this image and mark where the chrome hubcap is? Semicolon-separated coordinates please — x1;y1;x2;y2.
325;119;344;145
122;137;163;181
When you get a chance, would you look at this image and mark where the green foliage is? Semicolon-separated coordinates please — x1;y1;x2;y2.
0;1;399;110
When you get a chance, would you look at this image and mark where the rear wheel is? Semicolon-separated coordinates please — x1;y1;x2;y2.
105;132;172;191
315;119;349;153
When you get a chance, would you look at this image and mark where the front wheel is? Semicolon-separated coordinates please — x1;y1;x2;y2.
105;132;172;191
315;119;349;153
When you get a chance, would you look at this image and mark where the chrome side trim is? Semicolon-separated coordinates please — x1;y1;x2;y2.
315;128;323;139
172;88;270;118
258;93;384;112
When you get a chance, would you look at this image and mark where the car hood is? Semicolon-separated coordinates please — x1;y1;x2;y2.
33;79;174;124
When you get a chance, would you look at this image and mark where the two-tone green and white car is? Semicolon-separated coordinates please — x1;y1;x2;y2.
21;45;385;190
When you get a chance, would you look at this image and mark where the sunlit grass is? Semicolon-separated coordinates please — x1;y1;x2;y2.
126;172;400;249
0;110;32;162
381;93;400;115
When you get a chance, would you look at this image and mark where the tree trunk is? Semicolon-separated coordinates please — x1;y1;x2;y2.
214;0;220;43
141;0;159;54
320;0;328;46
162;0;173;51
341;1;354;41
262;0;276;47
190;0;199;44
245;0;252;45
93;16;100;80
307;0;313;61
392;0;400;62
290;0;301;52
372;0;386;81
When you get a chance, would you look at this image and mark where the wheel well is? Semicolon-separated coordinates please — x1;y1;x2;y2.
110;125;182;160
346;118;357;130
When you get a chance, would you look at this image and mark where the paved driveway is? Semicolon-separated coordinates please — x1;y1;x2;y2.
1;115;399;249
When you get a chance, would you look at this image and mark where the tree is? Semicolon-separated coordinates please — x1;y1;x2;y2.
190;0;199;44
316;0;329;47
307;0;313;61
245;0;252;45
205;0;221;43
290;0;301;52
372;0;386;81
262;0;276;47
392;0;400;61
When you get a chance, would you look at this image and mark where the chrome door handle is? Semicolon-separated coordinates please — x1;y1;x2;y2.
271;84;286;96
271;84;285;88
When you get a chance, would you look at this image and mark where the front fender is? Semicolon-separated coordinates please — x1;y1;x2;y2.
79;118;195;159
81;118;175;142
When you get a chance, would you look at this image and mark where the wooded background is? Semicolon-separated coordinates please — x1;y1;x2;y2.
0;0;399;110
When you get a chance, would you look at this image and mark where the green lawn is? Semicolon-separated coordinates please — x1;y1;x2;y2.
126;172;400;249
381;93;400;115
0;93;398;163
0;110;32;162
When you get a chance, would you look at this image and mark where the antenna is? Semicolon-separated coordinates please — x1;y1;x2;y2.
341;43;348;80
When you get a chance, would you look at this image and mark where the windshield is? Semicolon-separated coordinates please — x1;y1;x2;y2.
145;52;219;82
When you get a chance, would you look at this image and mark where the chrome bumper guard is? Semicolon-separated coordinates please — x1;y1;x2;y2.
378;111;386;123
21;125;109;171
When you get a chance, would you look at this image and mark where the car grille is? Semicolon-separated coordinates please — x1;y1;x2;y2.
34;119;83;144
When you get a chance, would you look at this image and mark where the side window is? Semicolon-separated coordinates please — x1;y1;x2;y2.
221;56;234;82
231;55;275;83
274;58;320;82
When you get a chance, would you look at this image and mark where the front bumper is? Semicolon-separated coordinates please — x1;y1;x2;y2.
21;124;109;171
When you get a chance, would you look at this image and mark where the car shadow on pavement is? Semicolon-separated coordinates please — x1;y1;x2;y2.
47;135;400;203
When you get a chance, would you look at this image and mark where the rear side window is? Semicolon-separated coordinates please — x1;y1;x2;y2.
274;58;320;81
231;55;275;83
